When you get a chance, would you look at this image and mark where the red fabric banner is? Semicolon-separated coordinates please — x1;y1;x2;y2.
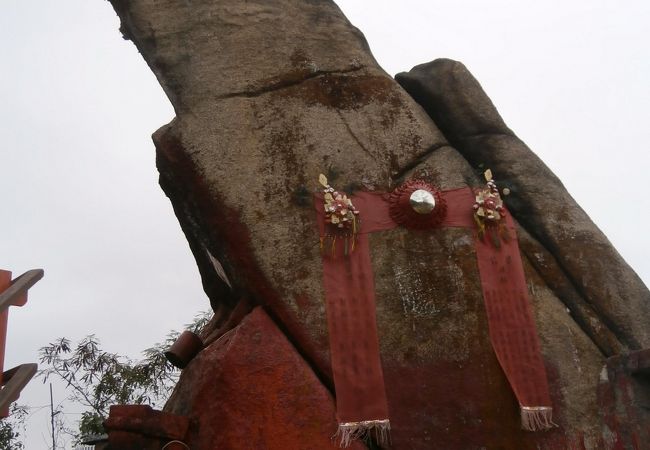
474;213;554;429
322;231;389;423
320;188;476;234
316;186;553;445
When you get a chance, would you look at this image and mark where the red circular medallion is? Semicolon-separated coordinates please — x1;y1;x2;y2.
389;179;447;229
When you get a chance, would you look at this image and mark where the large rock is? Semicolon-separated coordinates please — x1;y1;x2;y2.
395;60;650;354
164;307;364;450
108;1;650;448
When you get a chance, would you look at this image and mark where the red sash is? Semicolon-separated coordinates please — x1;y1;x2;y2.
316;187;554;447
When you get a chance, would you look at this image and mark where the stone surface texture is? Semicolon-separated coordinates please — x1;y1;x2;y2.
104;405;190;450
396;60;650;355
164;307;365;450
107;0;650;448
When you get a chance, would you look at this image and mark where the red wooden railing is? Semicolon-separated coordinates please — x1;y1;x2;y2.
0;269;42;418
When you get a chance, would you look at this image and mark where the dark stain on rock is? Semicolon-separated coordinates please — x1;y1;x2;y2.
325;165;341;184
289;48;310;68
154;123;333;393
379;106;398;130
388;151;400;178
291;185;311;207
342;181;361;196
264;108;307;196
281;73;400;110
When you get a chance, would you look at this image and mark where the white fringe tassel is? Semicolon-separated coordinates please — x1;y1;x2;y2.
520;406;557;431
334;419;391;448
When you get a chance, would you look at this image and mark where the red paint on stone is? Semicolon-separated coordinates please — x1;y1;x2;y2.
293;291;312;311
155;128;332;382
106;430;163;450
594;349;650;450
383;360;563;449
381;350;628;449
164;307;364;450
104;404;190;449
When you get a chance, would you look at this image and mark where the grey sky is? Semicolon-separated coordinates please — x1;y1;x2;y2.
1;1;648;448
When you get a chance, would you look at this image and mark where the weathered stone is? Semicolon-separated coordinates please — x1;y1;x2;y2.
164;307;365;450
106;1;650;448
599;349;650;448
104;405;189;441
396;59;650;352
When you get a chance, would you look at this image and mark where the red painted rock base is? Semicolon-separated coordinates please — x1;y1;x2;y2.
164;307;365;450
596;348;650;450
104;405;190;450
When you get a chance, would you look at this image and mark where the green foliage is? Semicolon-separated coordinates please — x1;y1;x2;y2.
0;404;27;450
38;310;212;442
77;411;104;440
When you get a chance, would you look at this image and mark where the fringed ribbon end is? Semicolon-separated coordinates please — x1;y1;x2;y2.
334;419;391;448
521;406;557;431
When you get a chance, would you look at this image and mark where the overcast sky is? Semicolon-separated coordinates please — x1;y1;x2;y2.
2;1;648;448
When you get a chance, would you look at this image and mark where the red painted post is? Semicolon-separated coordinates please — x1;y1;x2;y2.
0;269;43;418
0;271;11;418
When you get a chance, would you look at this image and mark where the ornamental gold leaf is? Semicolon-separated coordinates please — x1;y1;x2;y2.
484;169;493;181
319;173;328;187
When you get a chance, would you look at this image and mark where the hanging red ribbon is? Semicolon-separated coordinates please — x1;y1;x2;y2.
316;185;554;447
474;213;554;430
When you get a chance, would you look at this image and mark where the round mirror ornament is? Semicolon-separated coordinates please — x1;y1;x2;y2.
409;189;436;214
389;179;447;229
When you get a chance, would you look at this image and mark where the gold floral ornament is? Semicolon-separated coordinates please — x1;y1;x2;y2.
319;173;360;256
473;169;511;248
